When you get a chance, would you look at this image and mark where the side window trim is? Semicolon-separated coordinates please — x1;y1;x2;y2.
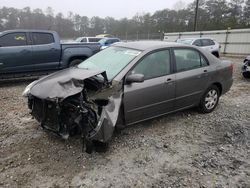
171;47;209;73
200;53;209;67
129;48;173;80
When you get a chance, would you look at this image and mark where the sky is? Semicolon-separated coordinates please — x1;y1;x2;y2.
1;0;194;19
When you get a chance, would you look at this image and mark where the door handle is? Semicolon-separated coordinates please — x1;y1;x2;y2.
165;78;174;84
0;63;3;66
197;70;208;79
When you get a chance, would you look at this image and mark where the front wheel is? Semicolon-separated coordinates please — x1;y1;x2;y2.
199;85;220;113
242;60;250;78
242;71;250;78
69;59;84;67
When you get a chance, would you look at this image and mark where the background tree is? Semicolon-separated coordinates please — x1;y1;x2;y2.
0;0;249;39
244;0;250;26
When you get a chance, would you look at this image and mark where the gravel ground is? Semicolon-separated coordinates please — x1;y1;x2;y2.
0;57;250;188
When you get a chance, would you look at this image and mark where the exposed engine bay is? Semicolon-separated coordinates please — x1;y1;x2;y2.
24;67;123;153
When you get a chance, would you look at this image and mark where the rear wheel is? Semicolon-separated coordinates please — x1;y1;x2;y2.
243;61;250;78
69;59;84;67
199;85;220;113
243;71;250;78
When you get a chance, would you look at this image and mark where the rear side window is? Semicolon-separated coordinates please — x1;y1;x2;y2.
106;39;112;45
174;49;208;72
112;39;120;43
202;39;215;46
81;38;87;42
193;39;202;46
0;33;27;47
88;38;101;42
133;50;171;80
32;33;54;45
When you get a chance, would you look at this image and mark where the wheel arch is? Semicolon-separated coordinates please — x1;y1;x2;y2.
68;56;88;64
211;82;222;96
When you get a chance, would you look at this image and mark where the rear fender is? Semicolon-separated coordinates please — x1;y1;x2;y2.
61;47;93;68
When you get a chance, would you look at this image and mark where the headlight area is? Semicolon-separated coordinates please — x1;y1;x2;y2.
22;80;38;97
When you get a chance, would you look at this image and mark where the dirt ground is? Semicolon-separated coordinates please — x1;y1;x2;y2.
0;57;249;188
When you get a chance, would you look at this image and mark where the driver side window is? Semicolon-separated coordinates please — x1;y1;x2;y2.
132;49;171;80
0;32;27;47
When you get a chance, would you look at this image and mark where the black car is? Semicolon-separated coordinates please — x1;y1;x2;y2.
242;56;250;78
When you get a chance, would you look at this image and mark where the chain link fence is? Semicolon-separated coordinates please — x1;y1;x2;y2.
115;33;164;41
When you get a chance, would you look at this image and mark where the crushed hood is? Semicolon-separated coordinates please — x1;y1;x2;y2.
29;67;107;100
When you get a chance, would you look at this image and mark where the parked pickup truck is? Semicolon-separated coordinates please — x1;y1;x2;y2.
0;30;101;79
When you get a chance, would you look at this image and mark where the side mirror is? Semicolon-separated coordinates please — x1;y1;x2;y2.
126;73;144;84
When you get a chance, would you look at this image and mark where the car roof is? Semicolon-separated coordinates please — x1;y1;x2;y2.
113;41;187;51
1;29;56;33
79;37;101;38
103;37;120;40
178;37;214;41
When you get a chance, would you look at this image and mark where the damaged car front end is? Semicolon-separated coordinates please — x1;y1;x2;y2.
23;68;122;153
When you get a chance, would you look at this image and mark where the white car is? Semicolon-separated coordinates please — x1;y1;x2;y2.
176;38;220;58
75;37;103;43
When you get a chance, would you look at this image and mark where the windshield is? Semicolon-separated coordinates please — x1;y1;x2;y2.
176;39;194;45
78;46;141;80
75;37;83;42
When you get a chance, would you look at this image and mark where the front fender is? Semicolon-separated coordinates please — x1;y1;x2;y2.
87;89;123;143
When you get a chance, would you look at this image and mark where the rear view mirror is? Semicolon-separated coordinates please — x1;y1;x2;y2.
126;73;144;84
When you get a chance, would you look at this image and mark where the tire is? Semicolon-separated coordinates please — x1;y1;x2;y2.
93;141;109;153
242;61;250;78
199;85;220;113
69;59;84;67
242;71;250;78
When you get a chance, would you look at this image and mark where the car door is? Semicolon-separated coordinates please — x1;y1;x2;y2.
173;48;210;110
30;32;61;70
0;32;33;73
123;49;175;125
